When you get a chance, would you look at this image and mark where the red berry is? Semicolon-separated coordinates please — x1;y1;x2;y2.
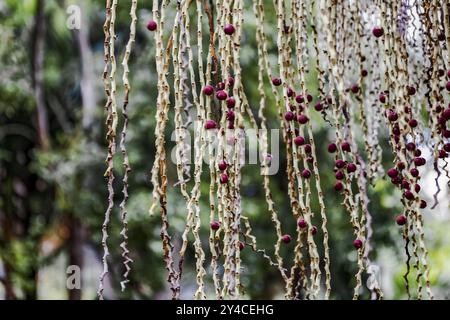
414;157;426;166
446;81;450;92
443;130;450;138
306;94;313;102
335;159;346;169
335;171;344;180
438;150;448;158
379;94;386;103
396;215;407;226
203;85;214;96
443;108;450;120
410;168;419;177
397;162;406;170
408;119;418;128
294;136;306;146
415;184;421;193
353;239;363;249
361;69;368;77
297;114;309;124
388;111;398;122
226;97;236;108
287;87;295;98
393;126;400;136
216;90;228;100
420;200;427;209
147;20;157;31
334;181;344;191
282;234;291;244
224;24;235;35
328;143;337;153
302;169;311;179
218;160;228;171
216;82;226;91
387;168;399;178
220;173;229;184
401;179;410;190
272;77;282;86
226;110;235;121
304;144;312;154
444;143;450;152
406;142;416;151
404;190;414;200
204;119;217;130
239;241;245;250
284;111;295;121
210;221;220;230
228;76;235;87
342;141;351;152
391;177;401;185
311;226;318;235
407;86;416;96
314;102;323;111
347;163;357;173
351;84;360;94
297;218;307;229
372;26;384;38
295;95;304;103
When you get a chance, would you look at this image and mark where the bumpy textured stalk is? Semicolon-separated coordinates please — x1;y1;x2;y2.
118;0;138;292
98;0;117;300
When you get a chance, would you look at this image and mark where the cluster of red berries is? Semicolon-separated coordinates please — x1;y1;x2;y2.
218;160;229;185
437;102;450;158
327;141;356;191
297;218;318;237
203;76;236;131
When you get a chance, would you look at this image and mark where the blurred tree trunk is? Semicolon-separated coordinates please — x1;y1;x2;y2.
65;0;98;300
68;214;84;300
76;0;97;136
31;0;50;150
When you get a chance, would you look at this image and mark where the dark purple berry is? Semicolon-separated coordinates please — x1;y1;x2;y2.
147;20;157;31
203;85;214;96
282;234;291;244
205;119;217;129
372;26;384;38
335;171;344;180
347;163;357;173
353;239;363;249
218;160;228;171
294;136;305;146
297;218;307;229
302;169;311;179
297;114;309;124
387;168;399;178
272;77;282;86
211;221;220;230
335;159;346;169
328;143;337;153
216;90;228;100
284;111;295;121
396;215;407;226
220;173;229;184
224;24;235;35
